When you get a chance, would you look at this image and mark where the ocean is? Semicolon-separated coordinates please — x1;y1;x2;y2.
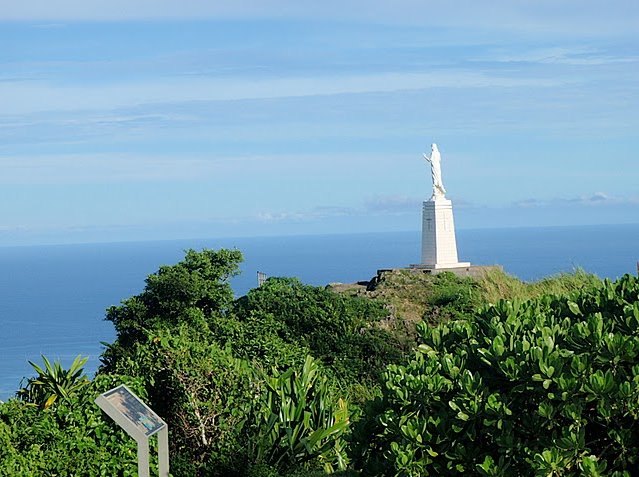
1;224;637;401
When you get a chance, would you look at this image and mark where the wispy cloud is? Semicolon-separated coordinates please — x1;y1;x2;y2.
0;152;414;185
476;47;639;66
257;194;424;224
513;193;639;208
0;70;569;115
256;206;357;224
3;1;638;38
364;194;421;213
256;211;309;223
0;153;236;184
0;112;195;132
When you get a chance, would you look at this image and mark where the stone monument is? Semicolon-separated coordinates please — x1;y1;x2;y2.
418;144;469;269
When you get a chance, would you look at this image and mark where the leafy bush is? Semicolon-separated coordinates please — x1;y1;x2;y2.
100;250;373;475
234;277;406;398
251;356;350;474
0;374;149;476
17;355;89;409
105;321;260;476
359;274;639;476
208;306;309;371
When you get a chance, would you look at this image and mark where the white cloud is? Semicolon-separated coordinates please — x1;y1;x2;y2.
364;194;421;213
256;206;358;223
0;112;195;131
0;71;568;115
256;195;424;225
513;193;639;208
0;153;233;184
0;152;397;185
476;47;639;66
2;1;638;38
256;211;308;223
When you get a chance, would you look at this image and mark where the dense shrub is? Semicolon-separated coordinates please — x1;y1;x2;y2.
104;322;356;476
0;374;149;476
208;304;310;371
234;277;406;397
98;250;367;475
104;320;259;476
358;274;639;476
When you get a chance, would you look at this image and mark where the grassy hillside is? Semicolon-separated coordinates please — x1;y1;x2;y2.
330;267;602;342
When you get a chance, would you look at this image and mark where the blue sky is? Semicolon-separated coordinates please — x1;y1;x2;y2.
1;1;638;245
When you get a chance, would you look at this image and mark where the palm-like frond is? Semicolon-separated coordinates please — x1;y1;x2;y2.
17;355;89;408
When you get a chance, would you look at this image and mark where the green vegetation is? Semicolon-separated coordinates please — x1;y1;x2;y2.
233;277;406;400
357;274;639;476
477;267;603;304
333;267;601;345
17;355;90;409
1;374;149;476
1;249;637;476
252;356;350;474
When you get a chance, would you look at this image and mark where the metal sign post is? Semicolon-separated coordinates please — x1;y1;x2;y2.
95;384;169;477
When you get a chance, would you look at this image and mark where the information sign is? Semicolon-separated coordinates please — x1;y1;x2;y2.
96;384;169;477
102;385;165;437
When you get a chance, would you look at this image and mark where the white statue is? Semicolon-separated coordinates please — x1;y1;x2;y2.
423;143;446;199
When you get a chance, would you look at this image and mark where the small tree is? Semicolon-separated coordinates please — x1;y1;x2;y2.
101;248;243;372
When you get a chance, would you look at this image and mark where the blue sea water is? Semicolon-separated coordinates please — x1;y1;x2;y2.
1;224;637;401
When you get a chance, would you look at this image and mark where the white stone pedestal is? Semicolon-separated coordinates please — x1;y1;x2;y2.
420;198;470;269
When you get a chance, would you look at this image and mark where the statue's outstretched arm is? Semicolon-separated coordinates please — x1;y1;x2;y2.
422;153;432;163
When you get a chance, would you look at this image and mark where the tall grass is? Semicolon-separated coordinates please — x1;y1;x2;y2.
334;267;605;347
477;267;602;304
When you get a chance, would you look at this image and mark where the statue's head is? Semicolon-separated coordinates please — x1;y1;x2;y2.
431;143;439;152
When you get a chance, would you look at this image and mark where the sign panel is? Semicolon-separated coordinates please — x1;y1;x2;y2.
102;385;165;437
96;384;169;477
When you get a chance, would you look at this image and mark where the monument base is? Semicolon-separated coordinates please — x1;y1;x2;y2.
410;262;471;270
420;198;469;267
373;265;502;283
